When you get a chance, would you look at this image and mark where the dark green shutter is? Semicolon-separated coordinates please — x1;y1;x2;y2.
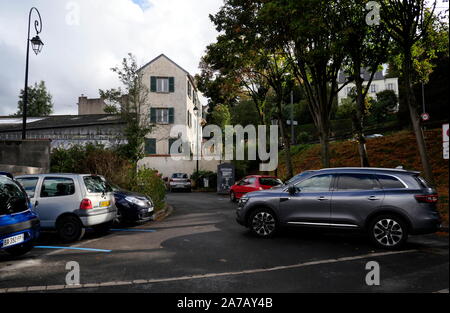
145;138;156;155
150;77;157;92
168;108;174;124
169;77;175;92
150;108;156;123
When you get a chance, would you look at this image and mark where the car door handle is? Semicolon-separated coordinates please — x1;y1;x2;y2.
368;196;380;201
317;196;328;201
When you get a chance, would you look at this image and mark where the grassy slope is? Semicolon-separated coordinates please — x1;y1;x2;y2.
277;128;449;225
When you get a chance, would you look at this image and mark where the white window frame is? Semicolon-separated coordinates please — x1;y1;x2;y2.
157;78;169;93
156;108;169;124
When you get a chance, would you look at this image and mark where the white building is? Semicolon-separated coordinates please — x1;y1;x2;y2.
137;54;218;178
337;69;399;105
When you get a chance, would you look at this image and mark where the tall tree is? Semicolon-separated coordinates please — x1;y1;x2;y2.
16;81;53;117
380;0;437;185
99;53;152;170
260;0;348;167
340;0;390;167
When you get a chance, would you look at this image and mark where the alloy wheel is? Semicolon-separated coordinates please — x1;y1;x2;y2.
373;218;403;247
251;211;276;237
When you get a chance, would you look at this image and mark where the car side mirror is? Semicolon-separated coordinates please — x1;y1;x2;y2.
288;185;298;195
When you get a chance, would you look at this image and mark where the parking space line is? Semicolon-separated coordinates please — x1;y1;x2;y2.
0;249;418;293
110;229;156;233
35;246;111;253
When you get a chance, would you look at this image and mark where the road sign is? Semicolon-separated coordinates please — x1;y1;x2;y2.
443;124;449;160
421;113;430;121
443;124;449;142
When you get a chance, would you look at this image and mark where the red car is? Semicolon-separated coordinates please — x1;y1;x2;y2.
230;175;283;201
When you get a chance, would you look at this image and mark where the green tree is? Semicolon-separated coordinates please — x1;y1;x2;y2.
380;0;438;185
369;90;398;124
340;0;390;167
16;81;53;117
99;53;152;173
210;104;231;130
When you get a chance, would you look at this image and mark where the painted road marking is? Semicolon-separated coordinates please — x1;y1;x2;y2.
0;249;418;293
35;246;111;253
111;229;156;233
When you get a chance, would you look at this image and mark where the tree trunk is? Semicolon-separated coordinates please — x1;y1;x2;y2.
318;130;330;168
403;51;435;186
353;70;370;167
278;114;294;179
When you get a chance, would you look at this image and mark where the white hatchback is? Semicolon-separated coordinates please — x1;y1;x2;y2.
16;174;117;242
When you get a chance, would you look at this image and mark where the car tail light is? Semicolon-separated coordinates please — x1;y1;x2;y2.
80;198;93;210
415;194;439;203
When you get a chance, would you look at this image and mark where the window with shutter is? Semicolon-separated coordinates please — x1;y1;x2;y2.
169;77;175;92
169;108;174;124
150;77;157;92
145;138;156;155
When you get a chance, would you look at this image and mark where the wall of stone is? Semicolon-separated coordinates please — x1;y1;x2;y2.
0;140;51;175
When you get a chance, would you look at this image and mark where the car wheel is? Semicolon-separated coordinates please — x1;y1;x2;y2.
114;209;124;225
368;215;408;249
93;221;112;235
230;191;236;202
57;215;85;243
5;241;34;257
249;208;278;238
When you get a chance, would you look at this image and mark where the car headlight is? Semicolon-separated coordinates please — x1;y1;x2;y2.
125;196;147;207
239;196;250;205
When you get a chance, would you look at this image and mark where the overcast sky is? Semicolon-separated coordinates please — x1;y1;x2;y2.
0;0;223;116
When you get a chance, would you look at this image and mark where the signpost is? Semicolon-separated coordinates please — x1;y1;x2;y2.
421;113;430;121
443;123;449;160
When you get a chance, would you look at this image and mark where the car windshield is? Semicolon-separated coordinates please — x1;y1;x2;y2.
259;177;283;186
285;171;312;185
0;176;28;215
83;176;112;193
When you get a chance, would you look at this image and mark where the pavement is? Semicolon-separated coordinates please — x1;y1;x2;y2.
0;192;448;293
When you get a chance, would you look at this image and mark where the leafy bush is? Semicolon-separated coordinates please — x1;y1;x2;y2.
130;168;166;211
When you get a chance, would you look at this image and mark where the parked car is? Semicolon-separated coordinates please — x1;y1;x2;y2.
235;167;441;249
108;182;154;224
230;175;283;202
16;174;117;242
0;172;40;256
168;173;192;192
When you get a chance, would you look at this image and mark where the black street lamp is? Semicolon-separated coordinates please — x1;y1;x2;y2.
22;7;44;140
193;106;200;175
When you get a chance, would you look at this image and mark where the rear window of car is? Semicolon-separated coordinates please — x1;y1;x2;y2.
414;175;431;189
41;177;75;198
336;174;380;191
16;177;39;198
259;177;283;186
376;175;405;189
83;176;111;193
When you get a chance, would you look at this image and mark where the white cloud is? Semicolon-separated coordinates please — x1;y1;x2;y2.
0;0;223;115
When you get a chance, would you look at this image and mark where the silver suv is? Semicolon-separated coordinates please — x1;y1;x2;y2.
236;168;442;249
16;174;117;242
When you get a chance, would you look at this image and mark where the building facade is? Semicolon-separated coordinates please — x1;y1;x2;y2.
137;54;218;178
337;69;399;106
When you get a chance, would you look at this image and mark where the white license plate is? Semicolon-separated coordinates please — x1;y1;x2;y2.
2;234;25;248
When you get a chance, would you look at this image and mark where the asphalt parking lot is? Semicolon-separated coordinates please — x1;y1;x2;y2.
0;192;448;293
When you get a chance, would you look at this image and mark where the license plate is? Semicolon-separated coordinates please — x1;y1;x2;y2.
100;200;110;207
2;234;25;248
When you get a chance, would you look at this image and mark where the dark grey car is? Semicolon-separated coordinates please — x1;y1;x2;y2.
235;167;441;249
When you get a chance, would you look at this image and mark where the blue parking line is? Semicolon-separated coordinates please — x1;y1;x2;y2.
35;246;111;253
111;229;156;233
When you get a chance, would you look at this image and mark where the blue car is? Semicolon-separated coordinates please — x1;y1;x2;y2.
0;172;40;256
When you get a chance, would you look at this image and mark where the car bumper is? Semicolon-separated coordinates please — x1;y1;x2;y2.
0;217;40;250
79;209;116;227
169;183;191;189
410;212;442;235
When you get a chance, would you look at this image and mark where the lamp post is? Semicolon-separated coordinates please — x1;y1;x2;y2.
193;105;200;176
22;7;44;140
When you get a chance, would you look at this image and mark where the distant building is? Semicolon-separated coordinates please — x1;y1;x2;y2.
0;114;126;149
337;69;399;105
